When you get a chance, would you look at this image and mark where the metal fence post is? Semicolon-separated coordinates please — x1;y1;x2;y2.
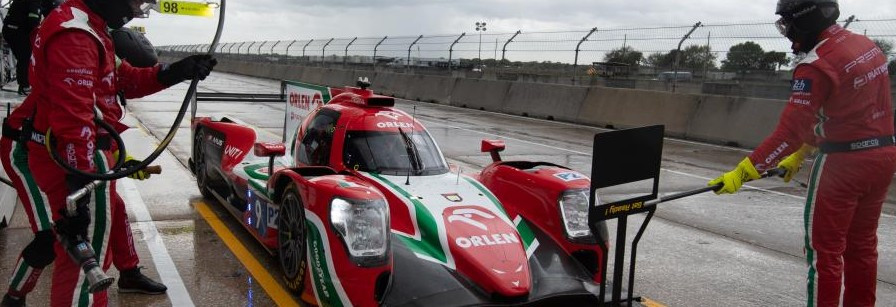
501;30;521;63
270;40;282;55
235;42;246;55
573;27;598;85
246;42;257;55
284;40;298;58
344;37;358;66
322;38;334;63
301;39;314;60
449;33;466;72
407;35;424;70
672;22;702;93
257;41;265;55
373;36;387;68
843;15;857;29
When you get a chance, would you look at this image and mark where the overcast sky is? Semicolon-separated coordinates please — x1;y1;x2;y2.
135;0;895;47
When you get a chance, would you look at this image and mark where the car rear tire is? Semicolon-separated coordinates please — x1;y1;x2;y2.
193;129;214;199
278;184;307;294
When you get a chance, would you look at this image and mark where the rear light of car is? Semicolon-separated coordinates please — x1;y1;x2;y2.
558;189;594;242
330;197;390;266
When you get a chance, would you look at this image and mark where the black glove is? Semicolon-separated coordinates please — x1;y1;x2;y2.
157;54;218;86
56;175;93;240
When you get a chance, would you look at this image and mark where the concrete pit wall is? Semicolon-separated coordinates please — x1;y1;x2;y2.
178;56;896;148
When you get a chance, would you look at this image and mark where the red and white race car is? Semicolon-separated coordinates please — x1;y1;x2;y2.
189;80;607;306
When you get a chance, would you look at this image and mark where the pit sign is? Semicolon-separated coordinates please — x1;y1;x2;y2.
156;0;215;17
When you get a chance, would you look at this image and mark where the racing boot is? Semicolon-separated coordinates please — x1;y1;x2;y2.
117;267;167;294
0;294;24;307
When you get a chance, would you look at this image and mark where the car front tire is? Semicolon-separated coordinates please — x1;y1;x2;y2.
278;184;307;294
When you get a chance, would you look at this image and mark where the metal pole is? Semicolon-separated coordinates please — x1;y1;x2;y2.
226;43;235;54
843;15;856;29
703;32;711;80
257;41;266;55
344;37;358;66
475;22;487;68
302;39;314;60
573;27;598;85
284;40;298;57
373;36;388;68
449;33;466;72
322;38;334;63
672;22;702;93
270;40;282;55
246;42;257;55
407;35;424;69
501;30;521;62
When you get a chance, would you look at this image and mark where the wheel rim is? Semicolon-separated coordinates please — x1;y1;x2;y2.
279;192;305;279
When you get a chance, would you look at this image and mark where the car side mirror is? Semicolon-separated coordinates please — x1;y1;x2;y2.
254;142;286;157
481;139;505;162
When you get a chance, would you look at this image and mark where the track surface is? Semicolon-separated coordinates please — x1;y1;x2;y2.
2;72;894;306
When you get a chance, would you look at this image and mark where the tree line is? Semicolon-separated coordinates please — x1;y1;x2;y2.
602;40;896;75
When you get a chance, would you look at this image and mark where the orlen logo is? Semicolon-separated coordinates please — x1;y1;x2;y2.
289;92;323;111
376;122;413;129
447;208;520;249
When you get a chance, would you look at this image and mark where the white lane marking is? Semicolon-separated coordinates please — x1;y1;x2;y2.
418;116;806;200
118;179;195;307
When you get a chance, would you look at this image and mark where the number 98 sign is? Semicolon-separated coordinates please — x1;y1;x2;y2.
157;0;215;17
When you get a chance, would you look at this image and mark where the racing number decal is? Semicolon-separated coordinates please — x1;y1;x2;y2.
161;1;178;13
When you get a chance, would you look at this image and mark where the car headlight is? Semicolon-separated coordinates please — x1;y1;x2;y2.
330;197;389;265
559;189;594;241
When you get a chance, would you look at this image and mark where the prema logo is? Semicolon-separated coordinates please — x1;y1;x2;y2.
289;92;323;111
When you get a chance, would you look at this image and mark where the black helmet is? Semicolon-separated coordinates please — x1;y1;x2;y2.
84;0;156;30
776;0;838;16
112;27;158;67
775;0;840;53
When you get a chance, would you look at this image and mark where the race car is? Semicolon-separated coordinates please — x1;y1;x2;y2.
189;79;608;306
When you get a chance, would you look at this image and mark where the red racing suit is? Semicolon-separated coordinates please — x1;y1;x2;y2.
749;25;895;307
4;0;166;305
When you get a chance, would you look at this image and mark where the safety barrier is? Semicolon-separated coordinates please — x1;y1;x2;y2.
503;83;589;122
167;56;818;148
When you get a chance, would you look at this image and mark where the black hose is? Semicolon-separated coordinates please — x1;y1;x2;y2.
45;0;226;181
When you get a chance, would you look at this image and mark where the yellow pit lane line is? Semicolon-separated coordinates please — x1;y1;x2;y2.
640;297;668;307
194;200;301;306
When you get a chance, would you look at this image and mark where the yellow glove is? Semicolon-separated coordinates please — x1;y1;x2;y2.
114;151;150;180
777;144;816;183
708;157;760;194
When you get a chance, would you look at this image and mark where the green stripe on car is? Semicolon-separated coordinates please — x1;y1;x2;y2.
368;173;447;264
463;177;538;250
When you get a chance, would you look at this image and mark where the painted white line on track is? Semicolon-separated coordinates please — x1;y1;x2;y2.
118;179;195;307
419;116;806;200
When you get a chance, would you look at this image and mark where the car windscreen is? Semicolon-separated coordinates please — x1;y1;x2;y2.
343;130;448;176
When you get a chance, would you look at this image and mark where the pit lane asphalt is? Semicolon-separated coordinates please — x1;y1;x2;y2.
2;72;894;306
